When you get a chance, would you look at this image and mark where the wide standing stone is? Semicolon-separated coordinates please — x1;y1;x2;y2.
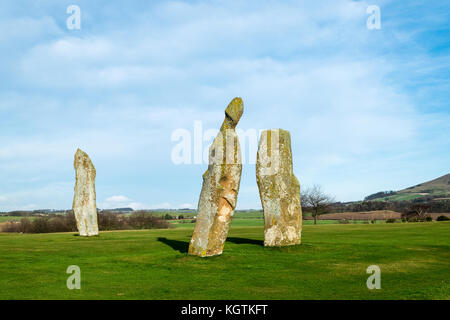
188;97;244;257
256;129;302;246
72;148;99;236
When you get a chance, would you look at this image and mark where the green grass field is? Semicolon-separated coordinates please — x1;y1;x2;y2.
373;193;425;202
0;222;448;300
0;216;29;222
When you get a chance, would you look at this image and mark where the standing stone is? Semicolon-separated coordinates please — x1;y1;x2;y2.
72;148;99;236
189;97;244;257
256;129;302;246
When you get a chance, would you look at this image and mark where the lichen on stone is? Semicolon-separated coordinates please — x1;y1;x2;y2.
256;129;302;247
72;148;99;237
188;98;244;257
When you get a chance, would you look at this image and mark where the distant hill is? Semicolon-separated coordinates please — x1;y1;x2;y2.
105;207;134;212
397;174;450;194
365;173;450;202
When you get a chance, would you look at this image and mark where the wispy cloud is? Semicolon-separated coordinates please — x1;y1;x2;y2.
0;0;449;210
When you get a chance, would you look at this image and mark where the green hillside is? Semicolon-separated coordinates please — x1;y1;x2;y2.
368;173;450;202
397;173;450;195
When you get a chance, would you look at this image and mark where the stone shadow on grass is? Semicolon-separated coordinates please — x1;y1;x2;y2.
226;237;264;246
157;237;189;253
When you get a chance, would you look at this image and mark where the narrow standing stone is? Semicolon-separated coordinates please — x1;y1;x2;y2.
72;148;99;236
189;97;244;257
256;129;302;246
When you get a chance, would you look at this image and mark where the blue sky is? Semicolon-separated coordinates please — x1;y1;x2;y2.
0;0;449;211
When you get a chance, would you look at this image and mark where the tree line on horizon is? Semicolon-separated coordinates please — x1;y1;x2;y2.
0;211;170;234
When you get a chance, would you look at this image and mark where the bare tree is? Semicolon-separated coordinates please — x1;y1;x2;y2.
301;185;335;225
401;204;431;222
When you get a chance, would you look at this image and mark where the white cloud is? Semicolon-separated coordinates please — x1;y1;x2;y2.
127;202;148;210
104;195;130;203
100;196;175;211
0;0;448;210
178;203;194;209
100;195;134;209
148;202;172;210
15;1;371;89
0;182;72;211
0;16;62;43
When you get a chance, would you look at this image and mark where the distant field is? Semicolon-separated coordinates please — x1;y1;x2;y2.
0;216;32;222
317;210;400;220
373;193;425;202
0;222;448;299
170;219;376;229
150;211;197;219
150;210;264;219
314;211;450;221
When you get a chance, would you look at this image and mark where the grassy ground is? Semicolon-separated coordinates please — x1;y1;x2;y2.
0;222;448;300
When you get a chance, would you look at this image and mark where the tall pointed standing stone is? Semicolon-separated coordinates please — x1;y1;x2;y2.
72;148;99;236
256;129;302;246
189;97;244;257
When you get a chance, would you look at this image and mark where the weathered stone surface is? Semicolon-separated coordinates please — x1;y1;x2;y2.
189;97;244;257
256;129;302;246
72;148;99;237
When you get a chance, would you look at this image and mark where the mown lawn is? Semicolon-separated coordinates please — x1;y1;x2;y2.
0;222;448;300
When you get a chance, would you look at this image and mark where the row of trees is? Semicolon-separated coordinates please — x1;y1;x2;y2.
331;199;450;213
364;191;397;201
1;212;169;233
300;185;450;224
